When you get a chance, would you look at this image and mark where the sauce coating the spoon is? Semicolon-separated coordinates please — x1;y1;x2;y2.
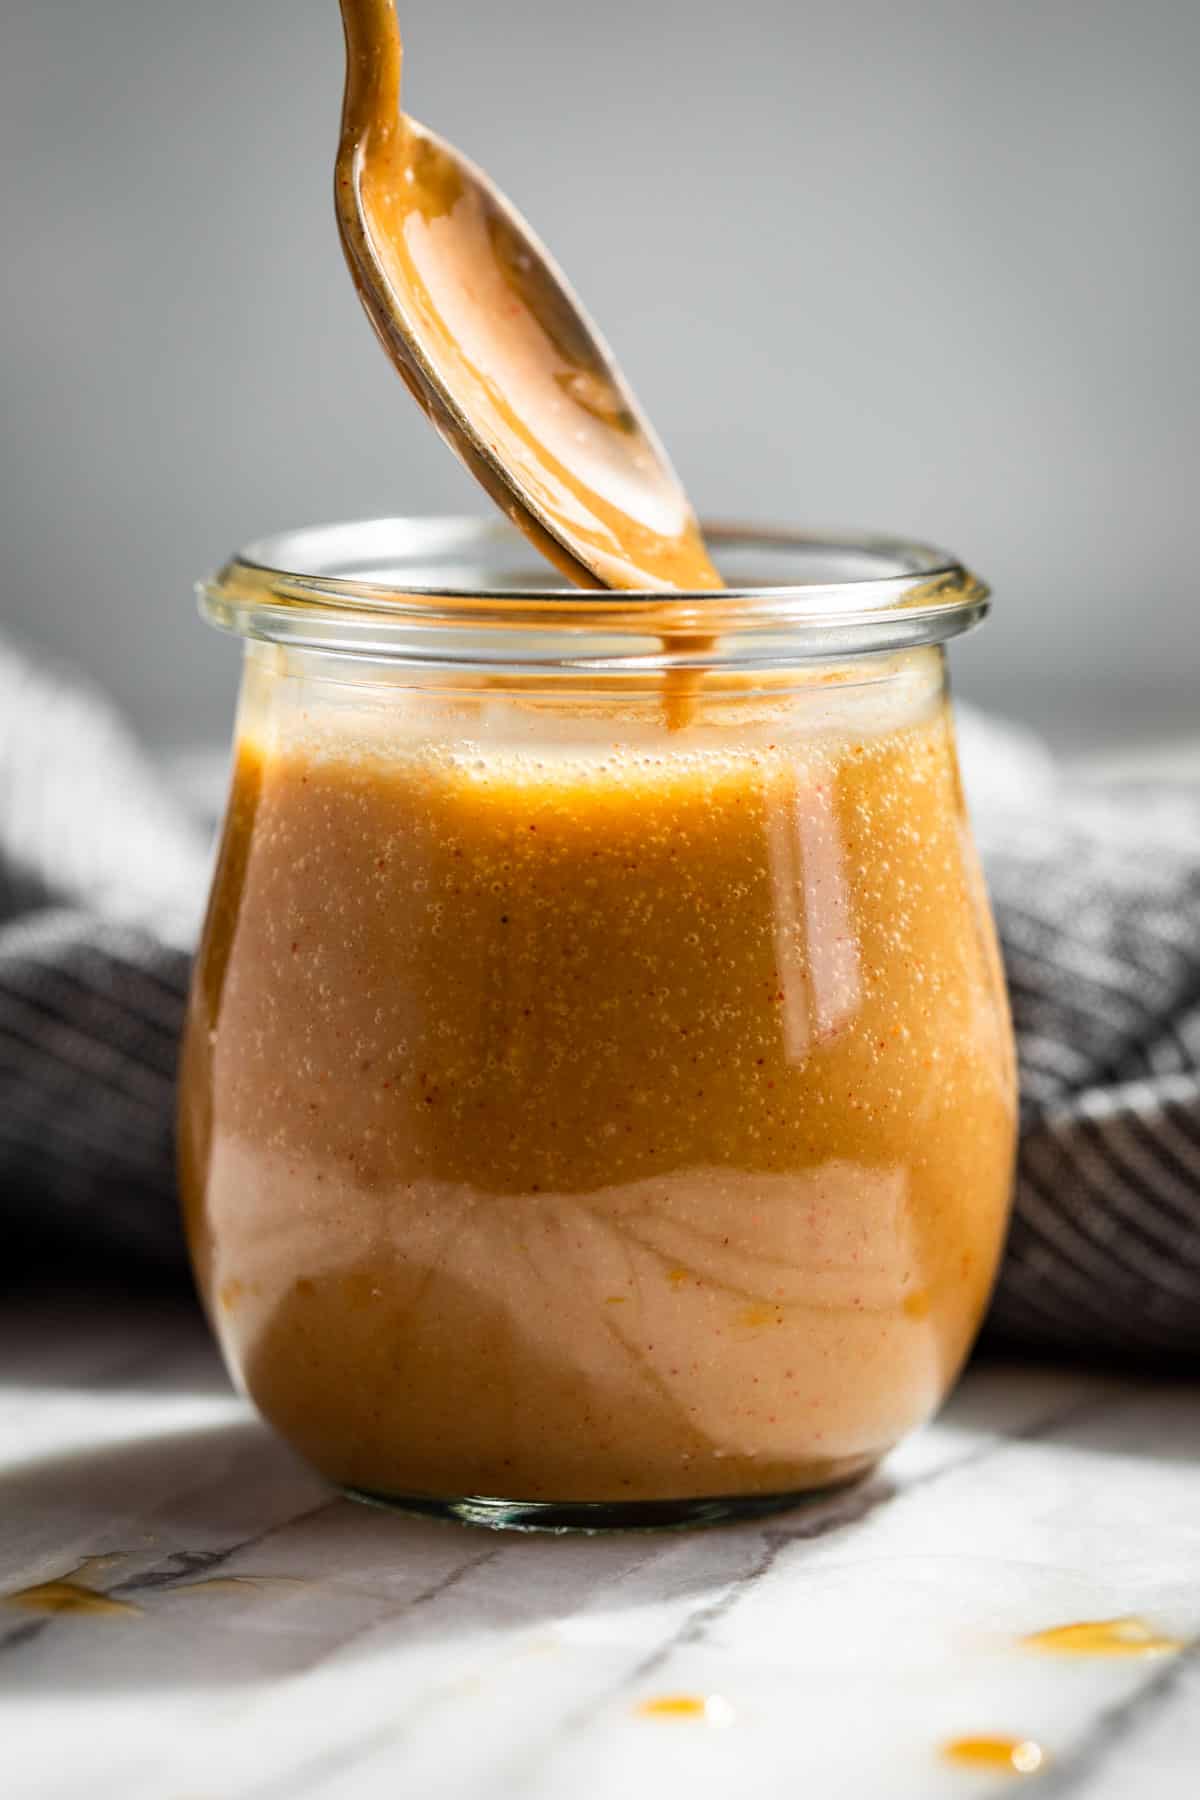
335;0;722;595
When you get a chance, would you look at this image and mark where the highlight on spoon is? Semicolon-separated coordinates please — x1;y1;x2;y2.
333;0;721;593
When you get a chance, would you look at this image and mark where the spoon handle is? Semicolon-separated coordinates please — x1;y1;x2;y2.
338;0;402;140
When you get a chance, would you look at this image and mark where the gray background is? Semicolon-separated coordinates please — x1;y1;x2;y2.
2;0;1196;748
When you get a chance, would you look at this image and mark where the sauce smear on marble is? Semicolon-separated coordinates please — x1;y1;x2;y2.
4;1554;138;1618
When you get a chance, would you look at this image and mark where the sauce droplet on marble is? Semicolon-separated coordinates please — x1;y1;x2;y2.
1022;1616;1182;1657
637;1693;735;1726
943;1736;1045;1775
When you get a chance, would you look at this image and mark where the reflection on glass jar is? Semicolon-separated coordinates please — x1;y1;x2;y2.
180;520;1016;1529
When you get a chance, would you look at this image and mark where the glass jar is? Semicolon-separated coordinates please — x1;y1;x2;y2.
180;518;1016;1530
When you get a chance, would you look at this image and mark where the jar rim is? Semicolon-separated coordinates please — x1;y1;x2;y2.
199;516;989;669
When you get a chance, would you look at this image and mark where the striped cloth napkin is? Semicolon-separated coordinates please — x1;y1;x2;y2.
2;635;1197;1357
969;719;1200;1359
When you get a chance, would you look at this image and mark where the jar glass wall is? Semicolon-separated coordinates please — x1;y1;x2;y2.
180;520;1016;1530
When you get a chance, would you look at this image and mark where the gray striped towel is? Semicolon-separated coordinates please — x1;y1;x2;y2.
2;634;1197;1357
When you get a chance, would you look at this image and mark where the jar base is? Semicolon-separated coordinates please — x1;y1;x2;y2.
342;1465;877;1534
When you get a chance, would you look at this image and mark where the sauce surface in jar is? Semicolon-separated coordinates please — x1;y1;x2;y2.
180;646;1015;1507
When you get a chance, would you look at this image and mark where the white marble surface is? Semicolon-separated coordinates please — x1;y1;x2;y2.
2;1292;1198;1800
